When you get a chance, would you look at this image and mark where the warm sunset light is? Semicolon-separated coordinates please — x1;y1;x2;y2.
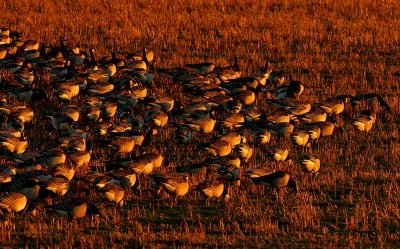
0;0;399;248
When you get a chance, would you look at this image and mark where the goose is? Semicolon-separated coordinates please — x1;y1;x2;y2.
214;55;241;82
274;80;305;100
350;93;390;112
43;114;75;130
232;90;256;105
56;105;81;122
55;81;80;102
99;183;125;207
83;106;101;122
216;164;241;187
297;155;320;176
108;136;135;153
249;61;273;87
21;40;39;51
108;169;137;188
304;124;321;140
290;130;310;146
218;132;246;148
31;149;67;168
181;116;216;133
242;168;271;179
205;155;241;169
250;170;298;193
51;163;75;181
235;143;253;162
159;175;190;199
100;100;118;119
352;110;377;133
0;136;28;154
0;172;12;185
265;146;290;162
173;125;192;144
296;108;327;123
145;95;175;112
145;108;169;128
254;129;271;144
318;95;353;115
46;199;91;218
314;116;341;137
0;192;27;213
194;180;228;201
265;108;291;123
185;61;215;75
265;122;294;138
205;139;232;157
66;149;91;169
220;113;245;130
40;175;70;197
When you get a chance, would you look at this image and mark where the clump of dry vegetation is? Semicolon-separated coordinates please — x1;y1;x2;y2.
1;0;400;248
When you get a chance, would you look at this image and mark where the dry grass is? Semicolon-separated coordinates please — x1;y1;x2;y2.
1;0;400;248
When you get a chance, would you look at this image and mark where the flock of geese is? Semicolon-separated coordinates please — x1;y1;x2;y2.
0;27;392;219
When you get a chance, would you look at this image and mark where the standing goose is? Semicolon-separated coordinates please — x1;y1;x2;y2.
249;61;273;87
290;129;310;146
296;108;327;123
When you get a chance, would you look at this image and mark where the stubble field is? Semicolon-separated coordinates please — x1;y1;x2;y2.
1;0;400;248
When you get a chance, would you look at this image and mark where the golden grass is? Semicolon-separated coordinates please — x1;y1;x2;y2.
1;0;400;248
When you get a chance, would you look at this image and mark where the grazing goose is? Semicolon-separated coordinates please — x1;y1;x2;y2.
254;129;271;144
350;93;390;112
235;143;253;163
205;139;232;157
352;110;377;133
243;168;271;179
40;175;70;197
46;199;90;218
99;183;125;207
297;155;320;176
318;95;353;115
250;170;298;193
181;116;216;134
194;180;228;201
290;130;310;146
0;136;28;154
173;126;192;144
0;192;28;213
185;61;216;75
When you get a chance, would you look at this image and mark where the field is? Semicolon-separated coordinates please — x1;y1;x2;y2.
1;0;400;248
